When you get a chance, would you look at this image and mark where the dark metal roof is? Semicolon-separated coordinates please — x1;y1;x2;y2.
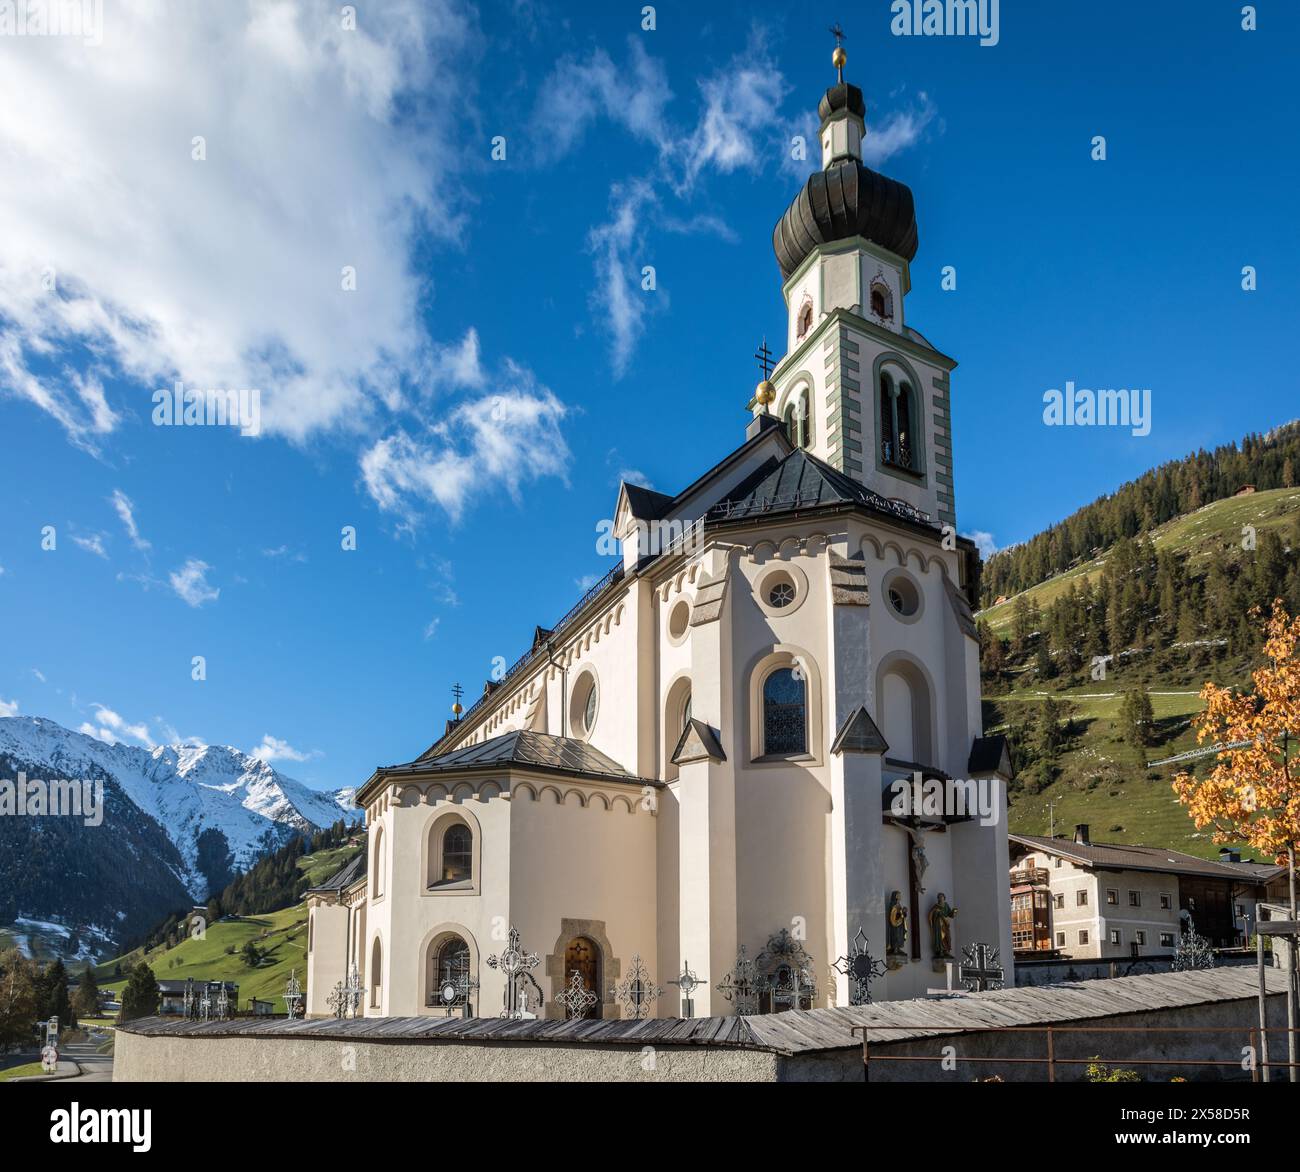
818;81;866;126
1009;834;1269;882
622;482;674;522
710;446;936;529
310;847;367;893
968;734;1012;777
773;155;918;280
401;730;655;786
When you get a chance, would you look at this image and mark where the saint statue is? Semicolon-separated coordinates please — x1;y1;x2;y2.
928;893;957;959
886;890;908;956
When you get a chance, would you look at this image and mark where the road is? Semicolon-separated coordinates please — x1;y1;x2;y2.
55;1035;115;1082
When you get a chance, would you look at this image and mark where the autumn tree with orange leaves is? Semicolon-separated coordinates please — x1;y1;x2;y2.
1173;600;1300;890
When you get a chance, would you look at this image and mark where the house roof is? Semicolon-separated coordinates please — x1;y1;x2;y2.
1009;833;1267;882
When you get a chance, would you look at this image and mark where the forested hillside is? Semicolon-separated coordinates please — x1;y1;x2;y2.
980;421;1300;606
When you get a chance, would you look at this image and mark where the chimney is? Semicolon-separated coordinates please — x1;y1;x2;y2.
1218;847;1242;863
1074;824;1090;845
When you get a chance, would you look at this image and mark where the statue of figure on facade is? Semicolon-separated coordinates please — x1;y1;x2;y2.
886;890;908;957
928;893;957;959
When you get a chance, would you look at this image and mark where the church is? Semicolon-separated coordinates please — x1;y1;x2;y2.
306;46;1014;1022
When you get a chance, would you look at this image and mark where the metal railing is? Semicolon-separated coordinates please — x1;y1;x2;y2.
850;1023;1300;1082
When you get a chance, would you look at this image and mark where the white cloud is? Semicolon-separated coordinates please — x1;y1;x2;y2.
78;704;154;747
0;698;18;718
676;60;788;193
169;559;220;608
110;489;150;551
423;617;441;640
73;533;108;558
618;468;653;489
586;180;659;378
31;669;46;683
361;363;569;523
248;733;316;765
861;95;936;168
0;1;474;449
964;530;999;559
531;38;673;163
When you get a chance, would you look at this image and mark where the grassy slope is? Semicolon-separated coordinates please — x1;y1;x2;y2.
980;487;1300;860
94;844;359;1009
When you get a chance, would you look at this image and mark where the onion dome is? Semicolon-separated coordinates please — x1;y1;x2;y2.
773;76;919;280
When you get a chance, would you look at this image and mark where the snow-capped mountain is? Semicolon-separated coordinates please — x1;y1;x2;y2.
0;716;355;945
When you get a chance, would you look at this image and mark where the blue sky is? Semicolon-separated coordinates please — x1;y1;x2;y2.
1;1;1296;792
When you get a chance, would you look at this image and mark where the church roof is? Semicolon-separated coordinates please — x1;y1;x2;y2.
309;846;368;893
398;730;658;787
773;81;918;280
621;482;674;522
710;446;936;530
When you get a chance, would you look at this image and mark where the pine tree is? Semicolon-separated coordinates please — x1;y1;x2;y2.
74;964;101;1018
119;963;161;1022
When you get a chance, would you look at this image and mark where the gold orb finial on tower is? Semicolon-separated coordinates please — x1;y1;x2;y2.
756;378;776;408
829;21;847;82
451;681;464;719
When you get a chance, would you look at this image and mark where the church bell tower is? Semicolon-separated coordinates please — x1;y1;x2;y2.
759;37;957;531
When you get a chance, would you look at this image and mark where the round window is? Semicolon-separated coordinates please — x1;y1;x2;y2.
582;680;598;733
768;581;796;608
668;599;691;641
883;572;921;618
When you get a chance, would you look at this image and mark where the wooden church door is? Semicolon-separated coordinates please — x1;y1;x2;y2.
563;936;601;1019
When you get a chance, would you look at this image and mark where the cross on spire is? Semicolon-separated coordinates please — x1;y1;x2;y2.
451;681;464;719
753;337;774;380
829;22;847;82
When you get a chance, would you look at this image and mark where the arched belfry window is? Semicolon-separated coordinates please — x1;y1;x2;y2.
783;388;812;450
441;822;472;883
880;372;915;471
797;301;813;340
763;667;807;755
870;282;893;322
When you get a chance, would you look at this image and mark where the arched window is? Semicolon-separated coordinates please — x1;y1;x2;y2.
871;287;886;318
369;937;383;1008
797;301;813;339
440;823;473;884
562;936;601;1019
783;389;812;449
431;935;471;1009
763;667;807;755
372;826;385;898
879;373;915;470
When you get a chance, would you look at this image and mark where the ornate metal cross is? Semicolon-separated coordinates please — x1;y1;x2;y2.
284;968;304;1019
753;337;774;380
832;927;887;1006
757;928;818;1010
486;926;542;1019
715;945;763;1015
556;969;599;1019
669;960;704;1019
958;943;1005;992
214;983;231;1021
612;954;663;1020
438;969;480;1018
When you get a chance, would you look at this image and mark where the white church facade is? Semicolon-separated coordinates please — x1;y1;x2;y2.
306;54;1013;1022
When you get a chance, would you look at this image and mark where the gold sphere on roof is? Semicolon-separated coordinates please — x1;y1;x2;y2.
755;379;776;406
832;45;847;70
452;702;463;716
